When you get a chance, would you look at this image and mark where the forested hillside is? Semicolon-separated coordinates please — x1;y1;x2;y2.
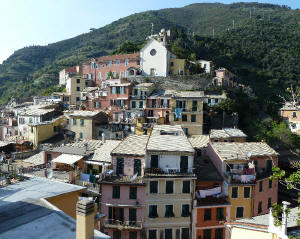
0;2;299;104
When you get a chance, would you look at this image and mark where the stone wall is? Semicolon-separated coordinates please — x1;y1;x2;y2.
128;75;212;91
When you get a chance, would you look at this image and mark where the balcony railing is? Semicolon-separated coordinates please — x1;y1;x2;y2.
146;104;170;109
104;219;143;230
145;167;194;176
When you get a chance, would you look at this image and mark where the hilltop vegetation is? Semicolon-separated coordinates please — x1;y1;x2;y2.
0;2;300;108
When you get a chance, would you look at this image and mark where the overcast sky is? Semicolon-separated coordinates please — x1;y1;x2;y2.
0;0;297;63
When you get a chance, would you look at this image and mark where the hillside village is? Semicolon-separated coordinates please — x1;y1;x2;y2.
0;29;299;239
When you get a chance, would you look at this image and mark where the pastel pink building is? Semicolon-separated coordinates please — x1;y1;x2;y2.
82;53;140;86
100;135;149;239
145;90;172;124
1;117;18;140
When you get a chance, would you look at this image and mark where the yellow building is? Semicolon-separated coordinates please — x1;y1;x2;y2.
67;110;108;140
169;58;189;75
227;184;253;220
28;116;67;148
144;125;195;238
134;117;164;135
169;91;204;136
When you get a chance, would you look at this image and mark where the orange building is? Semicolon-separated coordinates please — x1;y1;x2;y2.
193;158;231;239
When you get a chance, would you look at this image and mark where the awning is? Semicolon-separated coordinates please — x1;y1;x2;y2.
52;154;83;165
85;160;106;166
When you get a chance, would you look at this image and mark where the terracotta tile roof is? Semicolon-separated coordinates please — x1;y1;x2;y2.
95;53;140;63
64;66;81;73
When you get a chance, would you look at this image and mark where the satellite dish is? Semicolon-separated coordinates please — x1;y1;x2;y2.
47;169;53;179
130;173;138;181
246;152;252;158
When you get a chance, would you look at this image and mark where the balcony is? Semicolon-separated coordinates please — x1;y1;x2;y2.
103;219;143;230
195;186;229;206
224;171;256;184
76;179;100;194
131;95;147;100
146;104;170;109
145;167;194;177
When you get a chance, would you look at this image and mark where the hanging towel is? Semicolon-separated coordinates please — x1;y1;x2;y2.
80;173;90;182
175;108;183;119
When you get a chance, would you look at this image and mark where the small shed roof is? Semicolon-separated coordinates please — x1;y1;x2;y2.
52;154;83;165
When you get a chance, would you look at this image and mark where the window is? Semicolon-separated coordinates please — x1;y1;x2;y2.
134;159;141;176
76;97;80;101
181;228;189;239
129;187;137;199
236;207;244;218
165;205;174;217
231;187;238;198
98;72;102;79
76;87;80;91
182;181;190;193
79;132;83;139
165;229;172;239
131;101;136;109
203;229;211;239
116;158;124;175
191;115;196;122
113;231;121;239
259;181;263;192
192;100;198;111
215;228;224;239
80;119;84;126
266;160;273;172
180;156;188;173
181;204;190;217
150;181;158;194
73;119;77;125
204;209;211;221
244;187;250;198
76;78;80;83
129;232;137;239
112;186;120;198
139;101;143;108
115;112;119;121
149;230;157;239
166;181;174;194
170;62;174;66
109;61;112;67
268;198;272;209
116;60;120;66
258;201;262;213
216;208;224;220
150;49;157;56
150;155;158;169
293;112;297;118
105;72;108;79
149;205;158;218
129;208;137;225
46;154;52;163
125;59;129;66
113;72;117;78
182;114;187;122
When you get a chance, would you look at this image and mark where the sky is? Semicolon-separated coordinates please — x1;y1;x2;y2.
0;0;298;64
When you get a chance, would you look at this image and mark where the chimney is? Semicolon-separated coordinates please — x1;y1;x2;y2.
76;65;80;73
281;201;291;236
76;199;95;239
102;133;105;143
